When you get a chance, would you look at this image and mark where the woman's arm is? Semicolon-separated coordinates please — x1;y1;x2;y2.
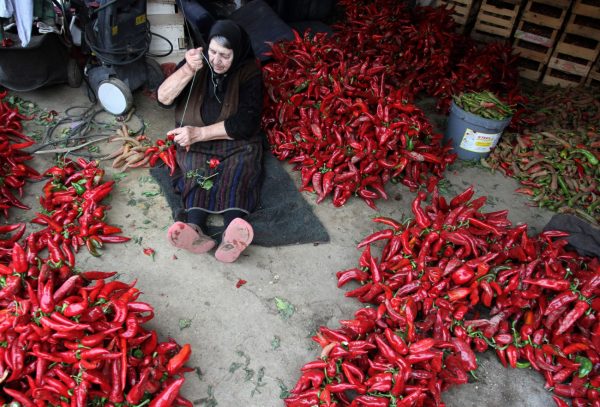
169;122;232;149
156;63;195;105
157;47;204;105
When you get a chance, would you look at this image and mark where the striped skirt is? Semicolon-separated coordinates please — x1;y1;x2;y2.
172;139;263;214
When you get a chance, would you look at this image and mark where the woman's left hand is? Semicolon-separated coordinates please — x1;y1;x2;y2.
168;126;199;149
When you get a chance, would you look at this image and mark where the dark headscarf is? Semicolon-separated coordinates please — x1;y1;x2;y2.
207;20;254;73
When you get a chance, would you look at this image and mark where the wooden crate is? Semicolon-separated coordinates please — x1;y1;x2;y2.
544;31;600;85
565;11;600;41
548;52;594;76
513;21;559;62
437;0;480;27
520;0;569;29
514;38;554;62
542;67;588;86
553;32;600;62
472;0;522;39
571;0;600;17
516;55;547;79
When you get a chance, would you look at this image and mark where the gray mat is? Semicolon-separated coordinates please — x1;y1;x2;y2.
544;214;600;259
150;152;330;247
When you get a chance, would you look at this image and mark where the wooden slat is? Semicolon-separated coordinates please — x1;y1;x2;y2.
541;0;572;8
472;0;520;38
542;68;588;86
514;44;553;62
548;56;593;76
474;22;513;36
514;29;556;47
470;30;509;42
517;56;547;80
555;41;600;61
519;67;545;80
565;14;600;41
479;3;519;17
479;13;515;26
521;0;569;28
572;0;600;17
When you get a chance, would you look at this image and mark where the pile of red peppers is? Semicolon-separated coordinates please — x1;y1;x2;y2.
285;186;600;407
0;92;193;405
0;89;41;217
262;0;526;208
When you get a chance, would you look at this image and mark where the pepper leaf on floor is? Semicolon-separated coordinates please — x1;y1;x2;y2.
150;151;330;247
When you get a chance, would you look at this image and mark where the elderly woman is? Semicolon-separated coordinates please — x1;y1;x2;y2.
157;20;263;263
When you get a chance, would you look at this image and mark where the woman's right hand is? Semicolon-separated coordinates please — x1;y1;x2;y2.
184;47;204;72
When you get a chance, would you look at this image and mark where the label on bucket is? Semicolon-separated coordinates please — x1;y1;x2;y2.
460;128;501;153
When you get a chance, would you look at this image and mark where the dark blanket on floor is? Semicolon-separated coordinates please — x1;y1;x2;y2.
150;152;330;247
544;214;600;258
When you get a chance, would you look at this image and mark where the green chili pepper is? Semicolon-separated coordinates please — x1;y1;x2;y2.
576;356;592;377
587;199;600;214
72;182;86;196
293;81;309;94
571;149;599;166
516;361;531;369
557;175;570;197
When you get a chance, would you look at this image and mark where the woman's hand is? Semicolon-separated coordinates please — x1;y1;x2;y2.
168;126;201;149
184;47;204;72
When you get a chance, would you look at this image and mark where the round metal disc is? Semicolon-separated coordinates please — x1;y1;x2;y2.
98;78;133;115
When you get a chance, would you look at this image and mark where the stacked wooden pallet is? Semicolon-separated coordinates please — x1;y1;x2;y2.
436;0;480;32
471;0;523;42
513;0;570;80
543;0;600;86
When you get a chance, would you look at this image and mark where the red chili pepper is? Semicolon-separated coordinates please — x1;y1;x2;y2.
522;278;570;291
81;271;117;280
450;186;474;208
409;338;436;354
545;291;578;317
3;388;36;407
506;344;518;369
96;235;131;243
411;190;431;228
556;301;590;335
384;327;409;355
167;343;192;375
352;394;390;407
357;229;394;248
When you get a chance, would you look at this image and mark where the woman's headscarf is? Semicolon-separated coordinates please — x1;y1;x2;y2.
206;20;255;72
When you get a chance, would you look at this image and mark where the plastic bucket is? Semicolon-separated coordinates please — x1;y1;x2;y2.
445;100;512;160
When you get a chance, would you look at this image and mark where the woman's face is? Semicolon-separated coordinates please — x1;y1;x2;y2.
208;39;234;74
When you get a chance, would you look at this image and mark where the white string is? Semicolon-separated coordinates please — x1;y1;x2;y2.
176;4;221;126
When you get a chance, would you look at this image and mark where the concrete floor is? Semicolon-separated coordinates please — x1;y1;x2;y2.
11;83;556;406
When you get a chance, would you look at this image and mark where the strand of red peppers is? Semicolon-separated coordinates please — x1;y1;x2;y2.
284;186;600;407
0;89;42;218
0;101;193;405
261;0;527;209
